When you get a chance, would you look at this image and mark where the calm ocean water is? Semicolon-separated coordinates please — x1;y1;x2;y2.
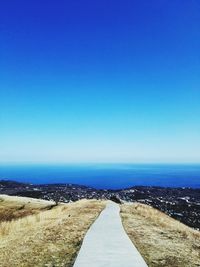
0;164;200;189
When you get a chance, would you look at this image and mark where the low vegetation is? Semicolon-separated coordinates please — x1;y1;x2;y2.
0;196;105;267
0;195;55;222
121;203;200;267
2;195;200;267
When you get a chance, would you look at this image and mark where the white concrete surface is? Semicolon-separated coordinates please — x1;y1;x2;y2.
73;202;148;267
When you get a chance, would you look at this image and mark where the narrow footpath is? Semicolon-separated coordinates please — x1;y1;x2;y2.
73;202;148;267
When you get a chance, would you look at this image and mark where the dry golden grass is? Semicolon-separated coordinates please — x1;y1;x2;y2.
0;194;55;222
121;203;200;267
0;197;105;267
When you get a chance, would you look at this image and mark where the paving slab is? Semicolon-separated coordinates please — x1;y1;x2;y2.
73;202;148;267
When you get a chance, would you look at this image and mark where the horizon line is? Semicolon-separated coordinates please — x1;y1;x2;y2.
0;161;200;166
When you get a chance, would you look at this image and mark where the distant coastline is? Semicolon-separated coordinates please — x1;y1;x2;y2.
0;163;200;189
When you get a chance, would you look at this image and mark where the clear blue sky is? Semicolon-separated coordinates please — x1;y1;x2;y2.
0;0;200;163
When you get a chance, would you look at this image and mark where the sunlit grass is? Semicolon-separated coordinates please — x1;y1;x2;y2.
0;196;105;267
121;203;200;267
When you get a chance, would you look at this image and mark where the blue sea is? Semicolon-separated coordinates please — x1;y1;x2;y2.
0;164;200;189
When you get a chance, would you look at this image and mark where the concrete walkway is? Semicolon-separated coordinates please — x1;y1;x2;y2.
73;202;148;267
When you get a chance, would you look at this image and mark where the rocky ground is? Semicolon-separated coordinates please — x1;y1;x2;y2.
0;180;200;230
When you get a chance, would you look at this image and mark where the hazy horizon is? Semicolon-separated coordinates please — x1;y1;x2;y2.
1;162;200;166
1;163;200;189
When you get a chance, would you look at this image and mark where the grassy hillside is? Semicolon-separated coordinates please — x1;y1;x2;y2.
1;195;200;267
0;196;105;267
121;203;200;267
0;194;55;222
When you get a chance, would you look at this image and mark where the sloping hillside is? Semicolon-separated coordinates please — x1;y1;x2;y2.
1;195;200;267
0;194;55;222
0;196;105;267
121;203;200;267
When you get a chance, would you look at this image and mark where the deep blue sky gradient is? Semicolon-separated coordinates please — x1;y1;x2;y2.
0;0;200;163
